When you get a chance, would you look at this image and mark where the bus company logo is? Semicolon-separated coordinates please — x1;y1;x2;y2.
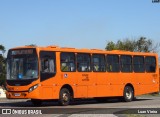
64;74;68;78
2;109;11;114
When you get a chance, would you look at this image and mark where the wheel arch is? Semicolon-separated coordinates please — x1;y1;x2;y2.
60;84;74;99
124;83;134;95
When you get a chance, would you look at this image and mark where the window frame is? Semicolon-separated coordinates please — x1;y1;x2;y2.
92;54;106;72
77;53;91;72
120;55;133;73
106;54;120;72
133;55;145;73
145;56;156;73
60;52;76;72
40;51;56;82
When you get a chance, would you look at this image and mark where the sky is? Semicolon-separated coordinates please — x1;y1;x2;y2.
0;0;160;56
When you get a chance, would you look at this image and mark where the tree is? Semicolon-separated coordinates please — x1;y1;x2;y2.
0;44;6;86
0;44;5;73
135;37;152;52
105;37;160;53
25;44;37;47
0;45;5;51
105;41;117;50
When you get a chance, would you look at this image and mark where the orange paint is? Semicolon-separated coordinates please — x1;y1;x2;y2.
6;46;159;101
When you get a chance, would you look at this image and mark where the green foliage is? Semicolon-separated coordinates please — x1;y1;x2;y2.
0;73;5;86
0;45;5;51
135;37;152;52
25;44;37;47
105;37;159;52
0;44;6;86
105;41;117;50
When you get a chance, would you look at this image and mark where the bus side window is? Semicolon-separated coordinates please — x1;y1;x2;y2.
120;55;132;72
43;59;49;72
40;51;56;81
92;54;106;72
60;52;75;72
133;56;145;73
145;56;156;73
41;58;55;73
77;53;91;72
108;64;112;72
49;59;55;72
106;55;120;72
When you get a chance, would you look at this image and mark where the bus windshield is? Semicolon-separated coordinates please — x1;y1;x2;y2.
7;49;38;80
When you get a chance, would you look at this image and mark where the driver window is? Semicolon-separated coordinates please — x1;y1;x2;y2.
40;51;56;81
41;58;55;73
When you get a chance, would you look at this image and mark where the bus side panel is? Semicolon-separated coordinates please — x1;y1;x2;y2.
133;72;159;96
38;78;54;99
108;73;125;96
58;72;87;99
75;73;88;98
87;73;97;97
38;73;61;99
96;73;122;97
96;73;108;97
132;74;143;96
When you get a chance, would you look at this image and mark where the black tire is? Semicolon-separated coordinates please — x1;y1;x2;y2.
123;86;134;102
31;99;42;106
59;88;71;106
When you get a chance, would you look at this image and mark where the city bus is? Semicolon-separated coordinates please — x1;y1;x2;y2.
6;45;159;106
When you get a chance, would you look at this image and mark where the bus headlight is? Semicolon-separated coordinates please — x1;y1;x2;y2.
28;84;39;93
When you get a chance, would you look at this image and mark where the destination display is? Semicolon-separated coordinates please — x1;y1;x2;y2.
11;49;34;55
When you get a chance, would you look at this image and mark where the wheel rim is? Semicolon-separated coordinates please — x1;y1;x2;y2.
62;93;69;102
126;90;132;99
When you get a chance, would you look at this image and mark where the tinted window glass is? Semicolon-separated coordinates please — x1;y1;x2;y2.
60;52;75;72
145;56;156;72
40;51;56;81
133;56;145;72
106;55;120;72
6;49;38;80
120;55;132;72
77;53;91;72
92;54;106;72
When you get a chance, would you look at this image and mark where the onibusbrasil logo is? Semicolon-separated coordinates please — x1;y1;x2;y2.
1;109;42;114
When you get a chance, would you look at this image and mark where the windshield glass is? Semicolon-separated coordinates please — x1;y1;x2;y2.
7;49;38;80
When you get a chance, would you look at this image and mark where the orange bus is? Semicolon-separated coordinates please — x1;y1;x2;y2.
6;45;159;106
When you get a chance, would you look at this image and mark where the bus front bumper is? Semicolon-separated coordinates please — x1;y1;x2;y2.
6;91;28;99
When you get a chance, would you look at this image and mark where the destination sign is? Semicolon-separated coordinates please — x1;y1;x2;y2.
11;49;34;55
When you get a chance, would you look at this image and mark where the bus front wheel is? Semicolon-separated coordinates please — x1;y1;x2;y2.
123;86;134;102
59;88;71;106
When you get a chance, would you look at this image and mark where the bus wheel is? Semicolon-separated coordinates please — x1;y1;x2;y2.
123;86;134;102
31;99;42;106
59;88;71;106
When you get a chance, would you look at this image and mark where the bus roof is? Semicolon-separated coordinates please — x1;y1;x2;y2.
9;45;158;56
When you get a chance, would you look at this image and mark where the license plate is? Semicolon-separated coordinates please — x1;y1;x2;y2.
14;93;21;97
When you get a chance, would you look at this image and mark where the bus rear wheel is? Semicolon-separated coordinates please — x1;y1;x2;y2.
123;86;134;102
59;88;71;106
